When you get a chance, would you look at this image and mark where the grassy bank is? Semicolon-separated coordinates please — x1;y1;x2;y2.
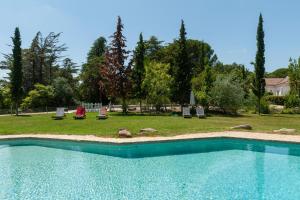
0;112;299;136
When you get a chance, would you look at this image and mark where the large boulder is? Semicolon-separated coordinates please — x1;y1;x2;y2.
231;124;252;130
273;128;296;134
140;128;157;134
118;128;132;138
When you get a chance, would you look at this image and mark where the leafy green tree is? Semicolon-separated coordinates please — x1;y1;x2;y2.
58;58;79;89
173;20;192;107
192;65;214;110
80;37;107;103
10;27;23;115
210;74;245;114
52;77;74;106
266;68;289;78
288;58;300;96
142;62;172;112
87;37;107;60
252;14;266;115
21;84;54;110
131;33;146;112
101;16;131;113
144;36;164;61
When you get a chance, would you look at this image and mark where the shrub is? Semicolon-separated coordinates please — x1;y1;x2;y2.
285;94;300;108
259;97;270;114
142;62;172;112
265;95;286;105
209;74;245;114
21;84;54;109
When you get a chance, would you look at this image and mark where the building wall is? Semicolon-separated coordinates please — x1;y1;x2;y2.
265;83;290;96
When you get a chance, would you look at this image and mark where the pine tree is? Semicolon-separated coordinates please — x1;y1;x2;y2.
253;14;266;114
174;20;192;108
101;16;130;113
132;33;145;112
10;27;23;116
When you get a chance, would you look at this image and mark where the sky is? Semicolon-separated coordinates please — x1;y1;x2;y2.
1;0;300;78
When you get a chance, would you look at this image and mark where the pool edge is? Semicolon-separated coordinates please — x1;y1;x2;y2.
1;131;300;145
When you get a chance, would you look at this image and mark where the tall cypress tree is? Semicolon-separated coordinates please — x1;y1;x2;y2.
10;27;23;116
132;33;145;112
174;20;192;108
253;14;266;114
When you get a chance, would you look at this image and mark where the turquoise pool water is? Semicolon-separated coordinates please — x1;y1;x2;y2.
1;138;300;199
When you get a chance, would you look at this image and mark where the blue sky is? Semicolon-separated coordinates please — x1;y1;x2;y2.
1;0;300;78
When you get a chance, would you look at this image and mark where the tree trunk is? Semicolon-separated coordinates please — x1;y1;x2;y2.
258;97;261;115
139;99;142;113
15;103;19;116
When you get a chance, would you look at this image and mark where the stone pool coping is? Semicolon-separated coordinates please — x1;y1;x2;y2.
1;131;300;144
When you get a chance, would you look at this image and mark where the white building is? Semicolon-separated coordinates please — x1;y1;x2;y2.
265;76;290;96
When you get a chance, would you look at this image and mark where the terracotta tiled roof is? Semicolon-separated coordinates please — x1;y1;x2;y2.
265;76;289;86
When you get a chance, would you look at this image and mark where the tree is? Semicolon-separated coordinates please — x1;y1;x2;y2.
288;58;300;96
53;77;74;106
101;16;131;113
144;36;164;61
173;20;192;107
80;37;107;103
266;68;289;78
142;62;172;112
192;65;214;110
131;33;146;112
210;74;245;114
252;14;266;114
21;84;54;110
10;27;23;115
58;58;79;89
87;37;107;60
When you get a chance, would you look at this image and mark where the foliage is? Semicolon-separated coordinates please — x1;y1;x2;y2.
131;33;146;109
265;95;286;105
52;77;74;106
80;37;107;103
21;84;54;109
10;27;23;115
285;93;300;108
87;37;107;60
288;58;300;96
259;96;270;114
266;68;289;78
142;62;172;111
0;84;11;108
252;14;266;114
192;65;214;109
101;16;131;113
172;20;192;106
209;74;245;114
144;36;164;61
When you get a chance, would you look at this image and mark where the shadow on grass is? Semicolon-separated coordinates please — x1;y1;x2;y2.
14;114;32;117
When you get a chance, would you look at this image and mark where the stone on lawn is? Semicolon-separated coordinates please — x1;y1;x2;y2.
231;124;252;130
273;128;296;134
140;128;157;134
118;128;132;138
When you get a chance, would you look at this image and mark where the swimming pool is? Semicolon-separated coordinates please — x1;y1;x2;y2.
1;138;300;199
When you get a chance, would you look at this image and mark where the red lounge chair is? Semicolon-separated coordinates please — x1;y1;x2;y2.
97;107;108;120
73;106;86;119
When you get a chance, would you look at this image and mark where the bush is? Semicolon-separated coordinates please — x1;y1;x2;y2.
285;94;300;108
21;84;54;109
259;97;270;114
209;74;245;114
265;95;286;105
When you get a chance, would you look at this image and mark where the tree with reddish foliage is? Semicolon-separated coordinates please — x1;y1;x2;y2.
100;16;131;113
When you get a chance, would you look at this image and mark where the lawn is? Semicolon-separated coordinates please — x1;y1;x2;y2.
0;112;299;137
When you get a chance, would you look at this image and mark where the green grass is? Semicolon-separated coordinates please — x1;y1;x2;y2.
0;112;299;137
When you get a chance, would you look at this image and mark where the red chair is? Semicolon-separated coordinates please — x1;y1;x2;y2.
73;106;86;119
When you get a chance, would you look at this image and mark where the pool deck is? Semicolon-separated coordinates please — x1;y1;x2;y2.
1;131;300;144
